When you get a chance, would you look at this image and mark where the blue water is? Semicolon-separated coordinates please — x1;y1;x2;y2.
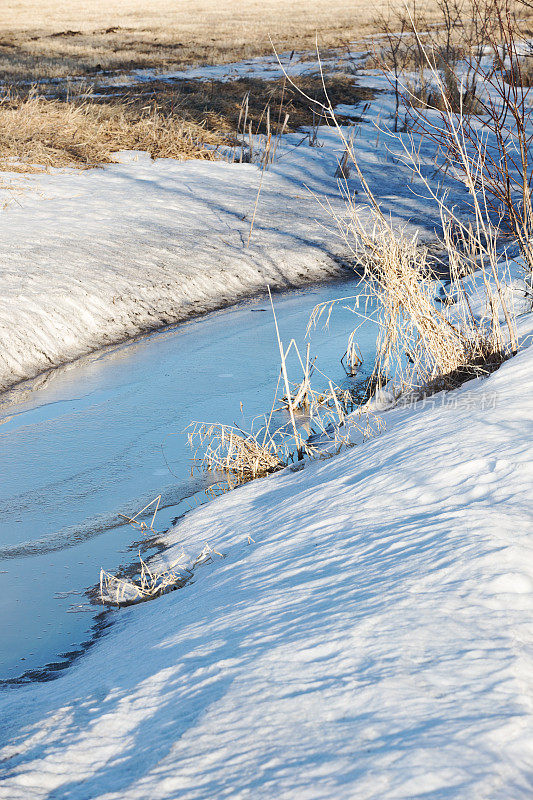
0;276;376;681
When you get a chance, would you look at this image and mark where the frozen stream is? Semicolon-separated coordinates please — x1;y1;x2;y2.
0;276;376;682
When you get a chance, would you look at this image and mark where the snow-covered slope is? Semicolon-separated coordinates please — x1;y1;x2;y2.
0;144;347;394
0;107;446;396
1;310;532;799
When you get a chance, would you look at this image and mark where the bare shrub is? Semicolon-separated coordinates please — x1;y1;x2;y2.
278;60;518;398
405;62;482;114
369;0;504;123
504;55;533;86
402;0;533;273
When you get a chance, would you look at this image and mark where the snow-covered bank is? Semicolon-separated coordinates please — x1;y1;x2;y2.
0;143;349;394
1;307;532;798
0;98;446;396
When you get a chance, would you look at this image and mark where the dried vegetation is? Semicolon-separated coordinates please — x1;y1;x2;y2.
0;90;226;170
0;0;450;83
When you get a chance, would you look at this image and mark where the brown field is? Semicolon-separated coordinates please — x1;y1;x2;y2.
1;0;531;171
0;0;446;83
0;0;391;170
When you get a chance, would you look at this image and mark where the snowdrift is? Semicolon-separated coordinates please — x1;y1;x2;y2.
1;310;532;799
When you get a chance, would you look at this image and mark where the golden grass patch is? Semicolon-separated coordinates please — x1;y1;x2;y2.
98;73;374;135
0;90;226;170
0;71;373;171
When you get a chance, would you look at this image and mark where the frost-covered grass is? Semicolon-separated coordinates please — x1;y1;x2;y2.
100;546;223;606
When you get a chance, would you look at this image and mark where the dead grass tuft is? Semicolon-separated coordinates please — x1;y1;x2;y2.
0;89;226;171
100;552;190;606
187;422;288;487
361;225;510;396
93;73;373;136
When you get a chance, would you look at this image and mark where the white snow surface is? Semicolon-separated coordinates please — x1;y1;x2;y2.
1;310;532;799
0;110;439;395
3;56;533;797
0;141;347;393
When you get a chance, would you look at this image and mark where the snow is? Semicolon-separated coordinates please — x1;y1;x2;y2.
31;50;366;92
1;50;533;798
99;50;365;87
0;142;354;394
0;102;445;396
1;304;532;798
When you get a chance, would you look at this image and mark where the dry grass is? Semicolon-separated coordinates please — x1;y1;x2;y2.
277;339;368;418
99;493;223;607
0;0;454;84
186;304;384;492
0;90;226;170
100;544;222;606
96;73;373;137
328;162;516;397
186;383;383;493
310;214;513;401
100;552;190;606
0;72;372;171
187;422;288;487
341;334;363;376
185;297;387;496
364;225;509;395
